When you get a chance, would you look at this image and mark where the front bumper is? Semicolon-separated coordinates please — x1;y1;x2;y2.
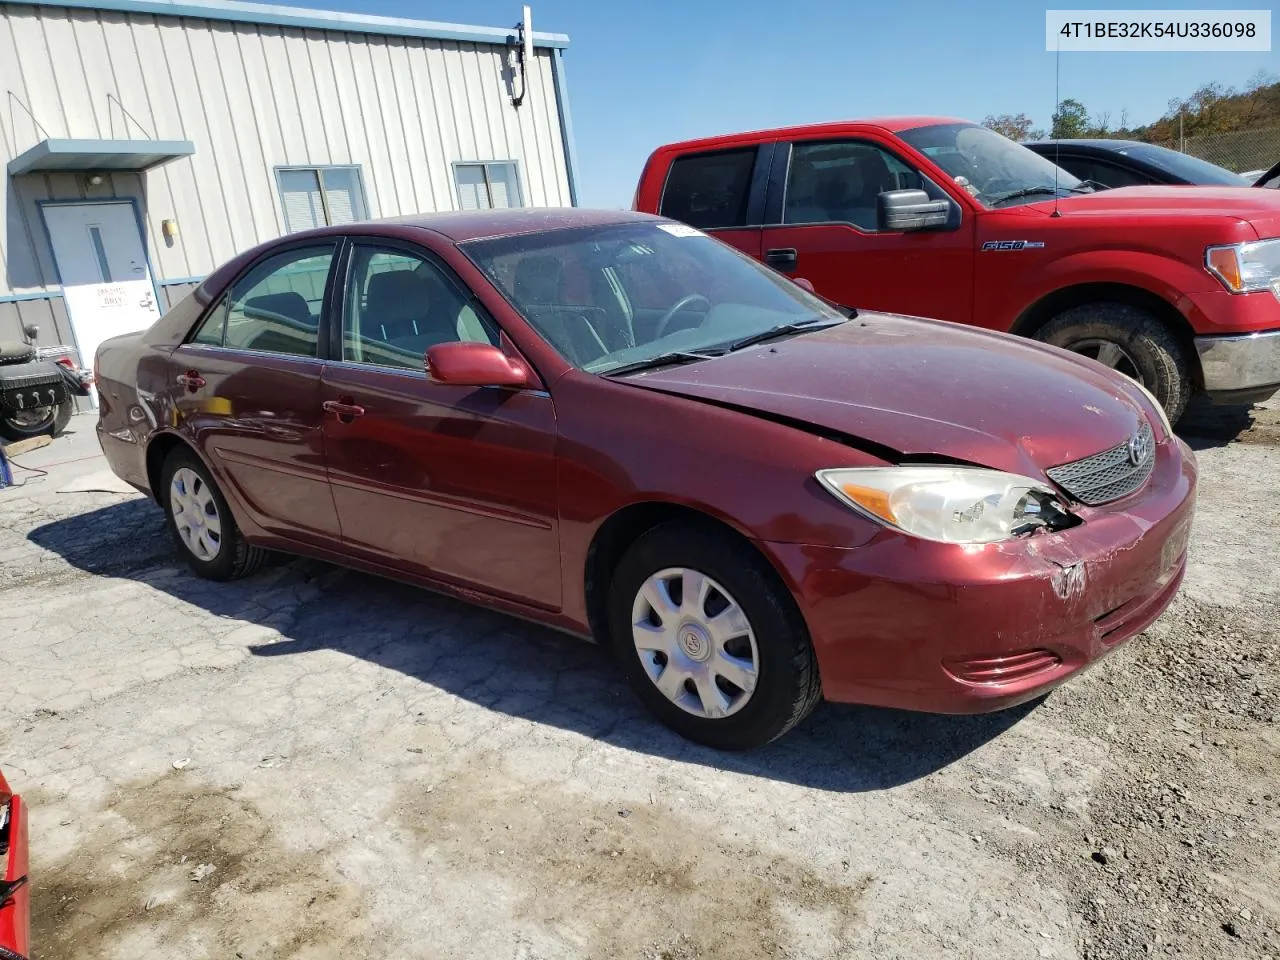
760;438;1197;713
1194;327;1280;402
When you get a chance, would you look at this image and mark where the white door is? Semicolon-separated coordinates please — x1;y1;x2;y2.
41;202;163;401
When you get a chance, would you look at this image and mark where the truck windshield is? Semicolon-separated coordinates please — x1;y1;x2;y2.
462;221;844;374
900;122;1088;208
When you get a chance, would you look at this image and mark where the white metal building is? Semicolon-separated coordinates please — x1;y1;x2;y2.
0;0;576;370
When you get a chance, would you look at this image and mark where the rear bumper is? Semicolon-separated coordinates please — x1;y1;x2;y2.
760;438;1197;713
1194;327;1280;402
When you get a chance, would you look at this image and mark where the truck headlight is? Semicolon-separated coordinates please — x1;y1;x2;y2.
815;467;1075;544
1205;238;1280;298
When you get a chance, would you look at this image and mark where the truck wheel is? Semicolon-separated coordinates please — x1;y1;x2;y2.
1035;304;1191;423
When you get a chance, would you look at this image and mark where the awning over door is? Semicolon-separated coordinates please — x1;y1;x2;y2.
7;138;195;176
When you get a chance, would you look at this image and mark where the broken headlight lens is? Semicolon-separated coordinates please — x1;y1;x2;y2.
815;466;1071;544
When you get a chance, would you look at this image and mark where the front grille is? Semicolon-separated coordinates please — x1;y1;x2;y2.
1046;422;1155;505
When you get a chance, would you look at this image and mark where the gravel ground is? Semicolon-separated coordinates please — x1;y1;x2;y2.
1;398;1277;960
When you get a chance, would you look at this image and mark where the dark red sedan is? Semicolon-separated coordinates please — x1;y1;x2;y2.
1;768;29;960
95;209;1196;750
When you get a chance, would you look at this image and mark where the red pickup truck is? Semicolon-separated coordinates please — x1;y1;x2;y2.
634;117;1280;422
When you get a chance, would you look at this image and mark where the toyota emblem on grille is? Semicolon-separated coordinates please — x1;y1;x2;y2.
1127;430;1151;466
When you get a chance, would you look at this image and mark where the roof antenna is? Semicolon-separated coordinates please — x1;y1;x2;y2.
1051;36;1063;218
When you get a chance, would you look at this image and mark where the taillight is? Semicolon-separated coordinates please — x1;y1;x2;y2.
55;357;73;369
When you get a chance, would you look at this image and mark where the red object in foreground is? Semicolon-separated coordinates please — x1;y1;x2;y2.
0;769;30;960
94;208;1196;750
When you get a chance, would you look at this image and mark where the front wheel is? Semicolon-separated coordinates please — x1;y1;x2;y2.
606;523;822;750
0;401;73;442
1034;304;1191;423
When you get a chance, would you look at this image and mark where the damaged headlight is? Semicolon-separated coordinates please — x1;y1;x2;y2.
815;466;1075;544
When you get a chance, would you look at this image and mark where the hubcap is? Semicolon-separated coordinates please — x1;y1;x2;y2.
169;467;222;562
1066;338;1143;385
631;567;760;720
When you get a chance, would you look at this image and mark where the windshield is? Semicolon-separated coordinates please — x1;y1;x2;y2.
1117;143;1250;186
899;122;1086;208
461;221;843;373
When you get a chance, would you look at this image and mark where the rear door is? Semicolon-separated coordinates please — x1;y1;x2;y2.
319;239;561;609
171;242;341;544
759;137;975;322
655;144;773;258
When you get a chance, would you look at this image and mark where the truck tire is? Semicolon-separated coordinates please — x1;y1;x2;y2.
1035;304;1191;424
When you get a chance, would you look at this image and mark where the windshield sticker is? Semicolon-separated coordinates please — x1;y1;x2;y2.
981;240;1046;251
658;223;707;238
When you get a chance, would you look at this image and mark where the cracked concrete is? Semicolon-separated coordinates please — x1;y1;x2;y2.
2;400;1278;960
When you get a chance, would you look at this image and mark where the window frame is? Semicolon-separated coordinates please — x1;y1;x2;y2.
765;138;961;231
657;144;773;231
274;165;370;233
328;236;503;377
181;239;342;361
451;160;526;211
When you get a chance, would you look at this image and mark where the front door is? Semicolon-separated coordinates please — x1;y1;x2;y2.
41;201;162;385
320;240;561;610
173;242;341;544
761;139;975;322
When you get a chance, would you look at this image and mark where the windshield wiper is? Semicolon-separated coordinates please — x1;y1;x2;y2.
723;317;846;353
989;186;1064;205
600;350;722;377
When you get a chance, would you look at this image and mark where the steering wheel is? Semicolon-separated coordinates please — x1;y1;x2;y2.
654;294;712;339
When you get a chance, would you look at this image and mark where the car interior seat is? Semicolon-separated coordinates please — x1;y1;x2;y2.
513;255;608;365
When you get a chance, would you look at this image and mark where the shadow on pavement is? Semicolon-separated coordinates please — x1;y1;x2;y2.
30;499;1038;793
1176;397;1277;451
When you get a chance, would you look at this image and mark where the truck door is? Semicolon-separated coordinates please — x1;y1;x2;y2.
760;138;975;322
655;143;773;259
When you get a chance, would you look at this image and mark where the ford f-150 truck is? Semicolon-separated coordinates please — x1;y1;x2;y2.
633;117;1280;422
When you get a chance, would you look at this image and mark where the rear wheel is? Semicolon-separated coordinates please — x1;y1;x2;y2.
160;448;268;581
0;401;72;442
1034;303;1191;423
606;523;822;750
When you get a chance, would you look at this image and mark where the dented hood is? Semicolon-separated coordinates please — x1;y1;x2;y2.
620;313;1148;478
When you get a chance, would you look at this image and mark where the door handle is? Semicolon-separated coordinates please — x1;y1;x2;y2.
176;371;206;391
764;247;798;272
323;399;366;423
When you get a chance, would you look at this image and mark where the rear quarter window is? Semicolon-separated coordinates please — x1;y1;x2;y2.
658;148;756;229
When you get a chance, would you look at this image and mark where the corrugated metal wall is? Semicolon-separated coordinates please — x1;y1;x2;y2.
0;1;571;309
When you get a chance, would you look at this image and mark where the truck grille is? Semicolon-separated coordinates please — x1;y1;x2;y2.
1046;422;1155;506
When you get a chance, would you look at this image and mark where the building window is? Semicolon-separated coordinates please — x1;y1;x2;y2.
454;161;523;210
276;166;369;233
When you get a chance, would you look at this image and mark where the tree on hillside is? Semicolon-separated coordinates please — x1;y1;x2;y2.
1050;98;1091;138
982;113;1044;142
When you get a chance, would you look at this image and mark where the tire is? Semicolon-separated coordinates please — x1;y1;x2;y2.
160;447;268;581
0;403;62;442
1034;303;1191;424
606;522;822;750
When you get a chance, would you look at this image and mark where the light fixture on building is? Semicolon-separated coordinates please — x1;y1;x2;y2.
162;219;179;242
509;5;532;108
87;173;104;186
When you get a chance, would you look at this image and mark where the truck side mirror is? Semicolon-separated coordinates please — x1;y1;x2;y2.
877;190;951;232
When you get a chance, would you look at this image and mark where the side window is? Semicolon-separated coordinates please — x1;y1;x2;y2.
784;140;927;230
343;246;496;370
218;246;335;357
659;148;756;229
1086;159;1154;188
189;301;227;346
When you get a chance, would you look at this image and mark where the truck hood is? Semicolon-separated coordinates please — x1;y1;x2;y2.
619;313;1150;479
1037;185;1280;237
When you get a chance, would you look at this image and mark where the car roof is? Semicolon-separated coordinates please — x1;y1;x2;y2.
653;116;971;153
363;207;660;243
1025;139;1149;151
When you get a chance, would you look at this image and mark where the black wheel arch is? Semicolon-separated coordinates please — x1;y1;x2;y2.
1008;283;1203;390
145;431;201;505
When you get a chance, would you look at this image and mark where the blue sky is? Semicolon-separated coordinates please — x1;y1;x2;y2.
275;0;1277;207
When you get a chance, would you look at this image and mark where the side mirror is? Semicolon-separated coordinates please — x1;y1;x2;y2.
426;341;534;389
877;189;950;232
792;277;816;294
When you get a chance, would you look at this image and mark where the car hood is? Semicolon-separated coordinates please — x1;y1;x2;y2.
619;313;1149;479
1035;185;1280;236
